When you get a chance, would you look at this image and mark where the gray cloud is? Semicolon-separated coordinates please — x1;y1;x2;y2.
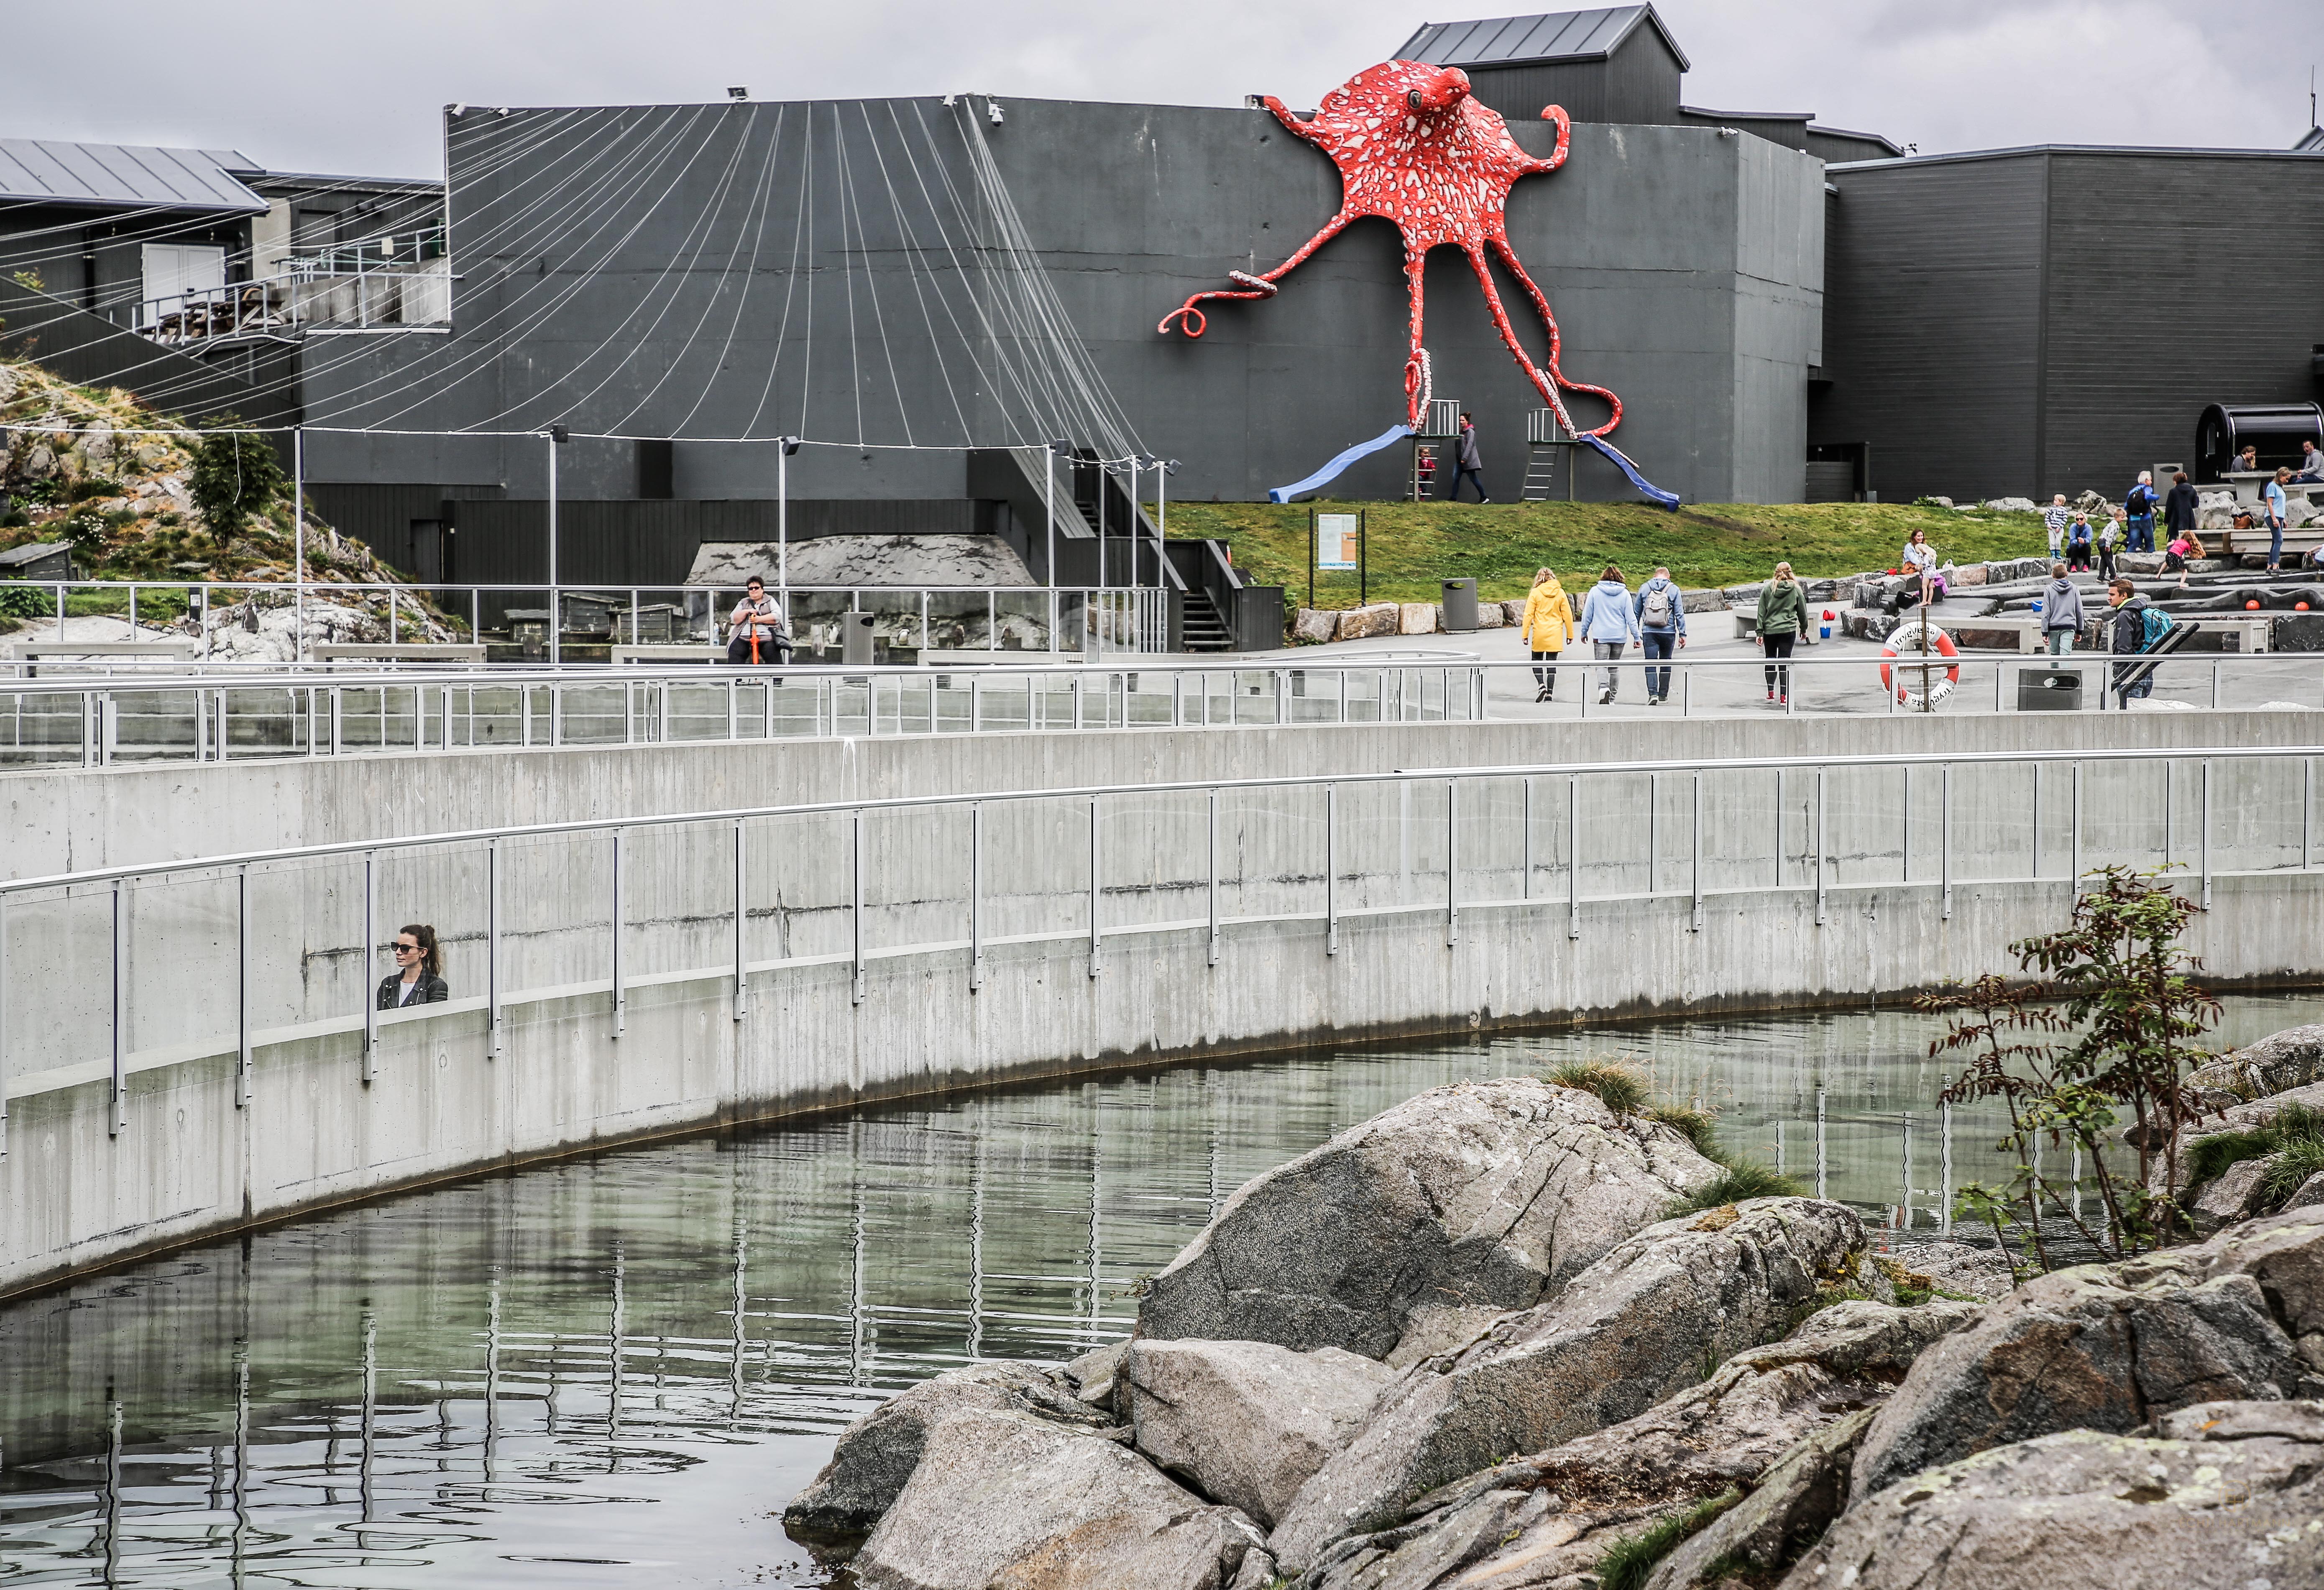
2;0;2317;177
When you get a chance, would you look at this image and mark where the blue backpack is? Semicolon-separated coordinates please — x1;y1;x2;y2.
2140;606;2174;650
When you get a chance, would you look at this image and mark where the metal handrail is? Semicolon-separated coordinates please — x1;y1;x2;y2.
4;740;2305;898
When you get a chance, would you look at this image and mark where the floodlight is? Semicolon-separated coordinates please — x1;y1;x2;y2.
987;99;1005;125
728;86;749;100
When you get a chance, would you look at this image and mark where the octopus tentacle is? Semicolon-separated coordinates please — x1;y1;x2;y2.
1485;233;1623;437
1402;243;1430;430
1159;208;1358;337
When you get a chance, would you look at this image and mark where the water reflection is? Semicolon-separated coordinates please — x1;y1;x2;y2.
3;995;2314;1587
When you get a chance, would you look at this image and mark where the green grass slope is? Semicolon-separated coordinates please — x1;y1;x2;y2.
1159;498;2050;608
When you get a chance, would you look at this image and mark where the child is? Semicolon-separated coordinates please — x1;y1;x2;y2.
2065;511;2094;572
2163;533;2191;587
2097;507;2123;580
2042;494;2070;560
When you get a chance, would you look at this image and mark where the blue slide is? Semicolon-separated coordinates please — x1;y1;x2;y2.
1577;433;1681;510
1268;424;1413;504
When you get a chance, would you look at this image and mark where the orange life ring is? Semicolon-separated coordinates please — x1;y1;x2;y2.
1880;619;1960;706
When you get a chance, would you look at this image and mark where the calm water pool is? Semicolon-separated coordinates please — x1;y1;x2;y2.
3;993;2314;1587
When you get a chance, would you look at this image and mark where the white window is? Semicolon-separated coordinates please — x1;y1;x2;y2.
141;243;226;323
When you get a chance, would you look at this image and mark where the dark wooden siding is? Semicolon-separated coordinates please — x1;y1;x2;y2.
2039;152;2324;495
1811;155;2049;503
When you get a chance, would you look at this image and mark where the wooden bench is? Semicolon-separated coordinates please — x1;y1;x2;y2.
609;644;726;665
311;643;487;663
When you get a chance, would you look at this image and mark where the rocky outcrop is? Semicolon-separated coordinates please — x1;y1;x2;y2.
1267;1198;1869;1572
1528;1299;1977;1512
1291;608;1338;645
1138;1079;1721;1362
1125;1340;1396;1528
1782;1402;2324;1590
1887;1240;2015;1302
1642;1408;1875;1590
1396;602;1438;636
850;1409;1263;1590
1851;1209;2324;1502
2161;1079;2324;1197
782;1363;1111;1559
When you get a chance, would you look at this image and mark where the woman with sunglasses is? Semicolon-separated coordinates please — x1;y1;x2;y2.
378;924;448;1009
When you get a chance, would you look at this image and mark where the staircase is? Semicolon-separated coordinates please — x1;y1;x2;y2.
1179;590;1235;651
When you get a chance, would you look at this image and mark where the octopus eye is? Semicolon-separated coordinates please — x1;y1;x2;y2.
1406;88;1424;113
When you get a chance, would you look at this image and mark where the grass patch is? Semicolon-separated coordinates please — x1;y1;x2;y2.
1668;1162;1803;1216
1595;1490;1742;1590
2186;1104;2324;1204
1643;1105;1718;1158
1547;1060;1649;1116
1160;497;2048;610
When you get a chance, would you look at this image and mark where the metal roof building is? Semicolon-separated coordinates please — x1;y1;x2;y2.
0;139;266;213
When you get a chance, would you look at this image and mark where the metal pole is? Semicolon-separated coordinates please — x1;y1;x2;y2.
2070;761;2082;900
1814;766;1827;925
1940;1102;1954;1237
546;432;561;666
1522;775;1534;900
236;866;250;1108
1941;763;1953;920
2030;763;2040;879
969;803;983;991
487;838;501;1058
111;876;125;1135
1045;443;1057;645
733;819;748;1019
777;443;789;602
1088;794;1103;977
851;811;866;1004
611;829;625;1038
1567;774;1581;940
1325;782;1339;955
292;428;305;663
1690;771;1703;931
1207;787;1220;965
361;850;376;1082
2201;757;2212;908
2307;757;2315;870
1445;778;1459;947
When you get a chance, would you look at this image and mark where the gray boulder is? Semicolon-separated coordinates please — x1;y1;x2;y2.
1138;1078;1721;1362
1850;1209;2324;1502
2189;1153;2277;1229
1337;602;1399;641
1781;1403;2324;1590
1300;1482;1567;1590
1530;1299;1976;1510
851;1409;1262;1590
1064;1340;1130;1414
1125;1339;1396;1528
782;1362;1109;1558
1642;1407;1877;1590
1888;1240;2015;1301
1291;608;1338;645
2165;1079;2324;1196
1267;1198;1868;1572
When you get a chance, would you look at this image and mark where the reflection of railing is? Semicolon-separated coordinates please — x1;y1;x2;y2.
133;255;452;343
0;743;2310;1161
0;658;1484;768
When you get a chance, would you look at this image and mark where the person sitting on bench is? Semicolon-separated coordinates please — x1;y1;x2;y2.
727;577;791;664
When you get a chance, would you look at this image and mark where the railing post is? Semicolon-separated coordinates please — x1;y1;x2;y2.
1941;763;1953;920
236;866;251;1108
969;803;984;991
1900;1110;1914;1229
1567;774;1581;940
1207;788;1220;966
1445;778;1459;947
361;850;376;1082
2030;763;2040;879
733;819;749;1020
0;896;8;1161
1088;794;1103;977
1773;768;1784;888
1522;776;1534;901
2307;757;2315;871
611;829;625;1038
2070;762;2083;901
851;811;866;1004
110;876;125;1136
2201;757;2212;909
487;838;501;1058
971;674;982;734
1690;771;1703;932
1274;669;1286;726
1815;1086;1827;1198
1940;1101;1954;1237
1325;783;1339;956
1814;767;1827;925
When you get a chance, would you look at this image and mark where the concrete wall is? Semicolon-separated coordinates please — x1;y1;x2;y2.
299;99;1825;508
6;851;2317;1300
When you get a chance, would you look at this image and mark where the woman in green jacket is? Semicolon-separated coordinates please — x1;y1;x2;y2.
1757;562;1808;705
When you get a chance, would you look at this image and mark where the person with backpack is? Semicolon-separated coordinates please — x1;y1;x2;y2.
2040;562;2086;666
2124;472;2158;554
2107;576;2170;704
1756;561;1808;705
1578;564;1639;704
1633;566;1688;705
1520;566;1575;702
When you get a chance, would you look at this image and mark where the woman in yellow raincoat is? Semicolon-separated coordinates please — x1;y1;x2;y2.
1519;567;1575;702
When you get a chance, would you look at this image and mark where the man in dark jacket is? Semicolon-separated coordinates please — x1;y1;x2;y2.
2162;472;2200;541
1445;412;1488;502
2107;577;2155;703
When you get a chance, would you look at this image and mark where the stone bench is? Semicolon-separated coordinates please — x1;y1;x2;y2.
311;643;487;663
8;639;198;675
608;644;726;665
1733;610;1824;644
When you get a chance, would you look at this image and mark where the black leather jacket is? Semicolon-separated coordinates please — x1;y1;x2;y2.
378;972;449;1009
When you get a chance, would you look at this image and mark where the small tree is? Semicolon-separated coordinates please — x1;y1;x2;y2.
1924;866;2220;1273
187;415;287;540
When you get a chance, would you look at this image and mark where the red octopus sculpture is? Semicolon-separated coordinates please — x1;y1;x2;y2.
1161;59;1663;497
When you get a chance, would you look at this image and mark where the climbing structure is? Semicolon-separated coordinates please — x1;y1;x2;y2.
1160;59;1676;508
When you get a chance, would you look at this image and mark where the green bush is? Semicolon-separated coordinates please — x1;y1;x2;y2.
2186;1104;2324;1204
1547;1060;1649;1116
186;415;286;538
0;584;55;617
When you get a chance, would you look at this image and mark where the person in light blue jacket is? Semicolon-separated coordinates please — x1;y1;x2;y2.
1578;564;1639;704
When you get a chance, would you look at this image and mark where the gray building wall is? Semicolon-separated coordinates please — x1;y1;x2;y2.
1458;27;1688;128
1814;147;2324;503
300;96;1824;512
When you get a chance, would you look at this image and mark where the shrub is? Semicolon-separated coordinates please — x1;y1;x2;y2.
1644;1104;1718;1157
2186;1104;2324;1206
1547;1060;1649;1116
186;415;286;538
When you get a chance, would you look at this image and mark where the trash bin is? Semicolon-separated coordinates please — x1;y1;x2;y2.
1440;578;1478;633
841;610;877;666
2017;670;2083;711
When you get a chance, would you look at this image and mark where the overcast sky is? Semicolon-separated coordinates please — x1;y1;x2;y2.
4;0;2318;177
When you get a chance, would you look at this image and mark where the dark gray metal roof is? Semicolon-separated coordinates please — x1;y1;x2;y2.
0;139;267;212
1396;7;1690;72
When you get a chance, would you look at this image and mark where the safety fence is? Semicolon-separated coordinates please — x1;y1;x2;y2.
2;743;2312;1158
0;658;1484;767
